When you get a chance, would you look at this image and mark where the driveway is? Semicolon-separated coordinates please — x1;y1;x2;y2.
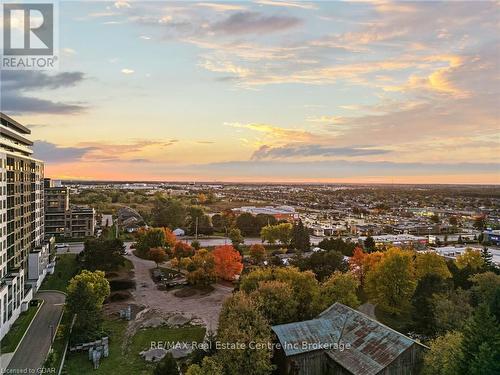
127;251;232;331
7;291;65;372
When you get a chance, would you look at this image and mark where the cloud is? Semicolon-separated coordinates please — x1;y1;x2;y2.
255;0;317;10
196;3;246;12
0;71;87;115
211;11;302;34
121;68;135;74
251;144;390;159
33;141;95;163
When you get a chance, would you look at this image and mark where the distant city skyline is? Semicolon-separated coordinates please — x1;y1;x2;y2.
1;1;499;184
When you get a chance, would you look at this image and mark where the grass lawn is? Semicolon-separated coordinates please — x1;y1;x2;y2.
1;301;41;353
64;318;205;375
49;308;72;372
41;254;79;292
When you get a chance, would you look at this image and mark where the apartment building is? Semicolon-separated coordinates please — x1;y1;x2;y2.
44;178;95;239
0;113;49;340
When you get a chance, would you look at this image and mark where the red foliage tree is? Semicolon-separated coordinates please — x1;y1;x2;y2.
161;227;177;248
349;247;367;284
213;245;243;281
172;241;194;259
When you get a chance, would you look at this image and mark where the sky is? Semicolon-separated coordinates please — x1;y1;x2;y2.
1;0;499;184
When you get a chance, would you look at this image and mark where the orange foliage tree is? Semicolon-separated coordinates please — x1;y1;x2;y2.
161;227;177;248
213;245;243;281
249;244;266;264
172;241;195;259
148;247;167;268
349;247;367;284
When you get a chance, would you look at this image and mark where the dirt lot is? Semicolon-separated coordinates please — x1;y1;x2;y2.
125;251;233;331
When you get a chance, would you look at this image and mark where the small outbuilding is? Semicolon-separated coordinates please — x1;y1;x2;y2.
272;302;427;375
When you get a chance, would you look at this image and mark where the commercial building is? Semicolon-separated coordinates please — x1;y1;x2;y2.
44;178;95;239
0;113;49;340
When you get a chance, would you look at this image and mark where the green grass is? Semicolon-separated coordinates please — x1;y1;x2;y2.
48;308;72;372
1;302;41;353
64;318;205;375
41;254;79;292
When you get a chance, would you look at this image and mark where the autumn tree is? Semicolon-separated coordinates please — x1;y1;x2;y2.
456;248;485;271
216;292;274;375
469;272;500;306
249;244;266;265
365;248;416;315
348;247;367;284
415;252;452;280
186;249;216;287
319;271;360;309
136;228;166;257
161;227;177;249
149;247;167;268
250;280;298;325
172;241;195;259
213;245;243;281
260;225;278;244
186;357;223;375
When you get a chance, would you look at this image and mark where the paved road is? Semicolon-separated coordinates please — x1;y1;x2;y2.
7;291;65;372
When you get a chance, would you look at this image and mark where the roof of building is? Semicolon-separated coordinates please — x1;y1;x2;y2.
272;303;427;375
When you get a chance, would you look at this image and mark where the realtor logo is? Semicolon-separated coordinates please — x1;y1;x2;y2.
1;2;58;69
3;3;53;55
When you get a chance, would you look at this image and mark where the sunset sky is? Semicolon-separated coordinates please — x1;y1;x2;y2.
1;1;499;183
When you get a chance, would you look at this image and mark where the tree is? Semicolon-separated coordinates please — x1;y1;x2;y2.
172;241;195;259
411;274;449;335
228;228;244;249
240;267;320;321
151;197;186;228
249;244;266;265
79;238;125;271
216;292;274;375
290;220;310;252
275;223;293;246
319;271;360;309
213;245;243;281
136;228;166;257
449;216;458;227
149;247;167;268
459;303;500;374
153;353;179;375
415;252;451;280
186;249;216;287
236;213;260;236
191;240;201;250
431;288;473;333
364;236;376;252
211;214;224;232
469;272;500;306
161;227;177;248
348;247;367;284
67;271;110;340
365;248;416;315
186;357;223;375
481;247;494;269
456;248;484;271
260;225;278;244
250;280;298;325
186;206;213;235
422;331;464;375
431;214;440;224
291;250;346;281
317;238;356;256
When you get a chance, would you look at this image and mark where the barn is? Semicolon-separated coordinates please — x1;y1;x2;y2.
271;303;427;375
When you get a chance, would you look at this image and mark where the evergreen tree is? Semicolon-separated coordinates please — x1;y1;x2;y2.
364;236;376;253
459;303;500;374
481;247;493;267
290;220;310;252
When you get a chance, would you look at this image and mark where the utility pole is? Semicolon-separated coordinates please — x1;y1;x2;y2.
195;217;199;240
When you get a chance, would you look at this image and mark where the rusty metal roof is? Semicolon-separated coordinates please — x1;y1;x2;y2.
272;303;426;375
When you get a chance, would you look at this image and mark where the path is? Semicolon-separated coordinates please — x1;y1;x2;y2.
6;291;65;372
126;250;232;331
